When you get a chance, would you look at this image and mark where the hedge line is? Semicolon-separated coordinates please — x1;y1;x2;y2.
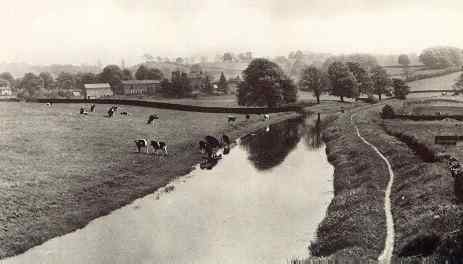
405;67;461;82
392;115;463;121
28;98;308;114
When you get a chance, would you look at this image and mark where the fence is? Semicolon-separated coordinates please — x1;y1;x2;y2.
28;98;309;114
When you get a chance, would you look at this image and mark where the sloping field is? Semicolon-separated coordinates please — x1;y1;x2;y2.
408;72;461;92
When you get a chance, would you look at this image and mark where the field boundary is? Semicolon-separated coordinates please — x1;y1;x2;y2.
390;115;463;121
27;98;310;114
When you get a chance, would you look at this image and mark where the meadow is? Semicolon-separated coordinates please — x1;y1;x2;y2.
0;101;298;258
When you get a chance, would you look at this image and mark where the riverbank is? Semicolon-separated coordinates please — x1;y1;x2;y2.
314;100;463;262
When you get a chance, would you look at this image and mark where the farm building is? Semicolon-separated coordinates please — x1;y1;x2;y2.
0;79;13;96
84;83;113;99
121;80;161;96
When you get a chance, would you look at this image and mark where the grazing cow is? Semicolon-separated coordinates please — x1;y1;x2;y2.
222;134;231;147
205;135;221;149
147;114;159;125
263;114;270;121
111;106;118;112
150;140;168;156
107;108;114;118
442;92;447;96
199;140;208;153
90;104;96;112
120;111;129;116
46;102;52;107
246;114;250;120
79;107;88;115
134;139;149;153
228;116;236;123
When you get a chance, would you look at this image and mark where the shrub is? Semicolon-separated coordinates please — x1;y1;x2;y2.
381;105;395;119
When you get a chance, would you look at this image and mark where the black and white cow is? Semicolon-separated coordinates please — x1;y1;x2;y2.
245;114;250;120
150;140;168;156
80;107;88;115
134;139;149;153
147;114;159;125
263;114;270;121
205;135;221;149
90;104;96;112
120;111;129;116
199;140;208;153
107;107;115;118
228;115;236;123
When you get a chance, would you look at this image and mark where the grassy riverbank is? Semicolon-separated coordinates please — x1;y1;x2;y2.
313;99;463;262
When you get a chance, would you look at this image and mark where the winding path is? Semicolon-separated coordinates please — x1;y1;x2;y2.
350;114;395;264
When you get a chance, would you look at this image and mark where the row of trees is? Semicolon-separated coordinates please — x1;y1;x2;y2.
419;46;463;69
299;62;409;103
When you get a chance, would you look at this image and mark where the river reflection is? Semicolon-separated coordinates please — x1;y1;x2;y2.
241;114;323;171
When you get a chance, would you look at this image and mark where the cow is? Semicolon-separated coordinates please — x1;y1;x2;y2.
199;140;208;153
120;111;129;116
79;107;88;115
205;135;221;149
245;114;250;120
228;116;236;123
90;104;96;112
263;114;270;121
147;114;159;125
46;102;53;107
222;134;231;147
134;139;149;153
107;108;114;118
150;140;168;156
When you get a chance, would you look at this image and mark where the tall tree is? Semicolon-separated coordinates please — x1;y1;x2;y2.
237;58;297;107
398;54;411;66
370;66;391;101
299;66;326;104
0;72;15;90
171;71;192;97
201;75;214;95
122;69;133;80
38;72;54;90
347;62;373;96
159;78;172;97
218;72;228;93
99;65;123;92
56;72;75;90
327;61;359;102
19;73;42;97
135;65;148;80
392;78;410;99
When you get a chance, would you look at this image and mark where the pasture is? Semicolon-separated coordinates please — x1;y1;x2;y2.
0;101;291;258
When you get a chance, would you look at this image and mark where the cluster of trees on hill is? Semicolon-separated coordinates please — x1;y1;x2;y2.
419;46;463;69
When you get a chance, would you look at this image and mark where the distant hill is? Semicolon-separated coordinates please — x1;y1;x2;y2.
0;62;100;78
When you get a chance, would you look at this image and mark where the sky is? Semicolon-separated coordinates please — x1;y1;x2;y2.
1;0;462;66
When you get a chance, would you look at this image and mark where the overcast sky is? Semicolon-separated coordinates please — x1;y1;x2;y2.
1;0;462;65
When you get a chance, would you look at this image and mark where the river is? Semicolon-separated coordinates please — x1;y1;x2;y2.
3;115;334;264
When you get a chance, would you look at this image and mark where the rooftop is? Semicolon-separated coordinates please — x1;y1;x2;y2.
122;80;161;85
84;83;111;89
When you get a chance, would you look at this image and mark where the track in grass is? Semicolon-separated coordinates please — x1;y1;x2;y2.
351;114;395;264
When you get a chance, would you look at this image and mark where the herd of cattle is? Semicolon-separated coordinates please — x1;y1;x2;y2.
46;102;270;164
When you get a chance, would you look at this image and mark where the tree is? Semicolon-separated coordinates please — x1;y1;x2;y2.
99;65;123;92
223;53;234;62
347;62;373;96
370;66;391;101
159;78;173;97
171;71;192;97
398;54;411;67
19;73;42;97
38;72;54;89
175;57;184;64
122;69;133;80
381;105;395;119
0;72;15;90
201;75;214;95
392;78;410;99
299;66;326;104
218;72;227;93
419;46;463;69
237;58;297;107
146;68;163;80
56;72;75;90
135;65;148;80
327;61;359;102
453;73;463;91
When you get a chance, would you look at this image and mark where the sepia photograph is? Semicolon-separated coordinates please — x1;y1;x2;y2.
1;0;463;263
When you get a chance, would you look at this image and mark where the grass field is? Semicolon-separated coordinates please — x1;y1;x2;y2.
407;72;461;92
0;101;301;258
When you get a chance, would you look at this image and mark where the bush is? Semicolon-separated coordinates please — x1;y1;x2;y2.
381;105;395;119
